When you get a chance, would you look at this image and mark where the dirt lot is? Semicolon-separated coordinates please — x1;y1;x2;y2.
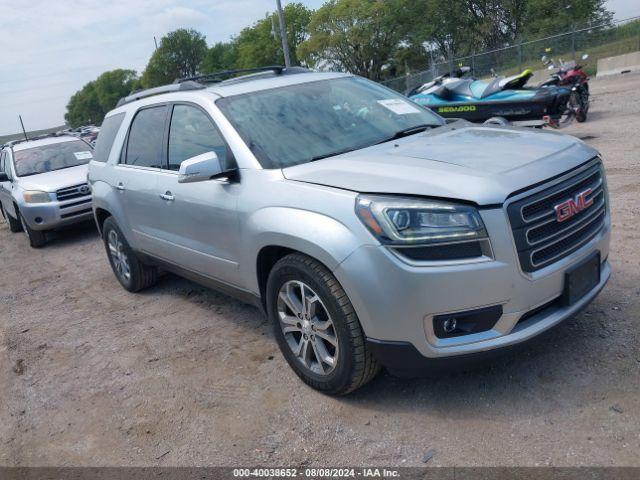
1;73;639;468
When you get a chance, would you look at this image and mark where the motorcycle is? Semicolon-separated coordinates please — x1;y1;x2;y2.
407;67;574;128
539;53;590;122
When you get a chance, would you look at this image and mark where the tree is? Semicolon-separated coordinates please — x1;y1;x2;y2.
297;0;409;80
201;42;238;73
65;69;138;127
234;3;312;69
141;29;208;87
523;0;612;37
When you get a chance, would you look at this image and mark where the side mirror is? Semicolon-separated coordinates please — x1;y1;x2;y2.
541;55;548;62
178;151;226;184
0;172;9;182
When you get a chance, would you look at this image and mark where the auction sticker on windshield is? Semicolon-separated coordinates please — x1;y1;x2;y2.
74;151;93;160
377;99;421;115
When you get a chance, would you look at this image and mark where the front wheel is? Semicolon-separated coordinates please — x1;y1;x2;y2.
2;204;23;233
266;253;380;395
20;214;46;248
570;91;588;122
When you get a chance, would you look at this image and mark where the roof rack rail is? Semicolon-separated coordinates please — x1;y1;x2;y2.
116;80;205;108
114;66;311;108
5;132;69;148
177;65;286;84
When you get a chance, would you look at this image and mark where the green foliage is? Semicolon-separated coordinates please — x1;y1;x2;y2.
63;0;616;117
403;0;612;64
65;69;138;128
141;29;208;87
298;0;409;80
523;0;613;37
234;3;312;69
201;42;238;73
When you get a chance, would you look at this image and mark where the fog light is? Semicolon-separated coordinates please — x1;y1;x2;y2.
433;305;503;339
443;318;457;333
35;217;43;224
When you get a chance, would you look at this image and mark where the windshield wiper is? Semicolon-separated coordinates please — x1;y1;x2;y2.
308;124;436;163
310;146;363;162
375;124;435;145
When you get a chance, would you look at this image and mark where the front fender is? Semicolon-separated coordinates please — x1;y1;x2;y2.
241;207;366;294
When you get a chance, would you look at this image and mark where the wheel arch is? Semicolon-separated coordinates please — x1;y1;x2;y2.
94;207;112;235
246;207;366;306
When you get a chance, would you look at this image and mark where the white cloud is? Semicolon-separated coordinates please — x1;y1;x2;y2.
0;0;324;135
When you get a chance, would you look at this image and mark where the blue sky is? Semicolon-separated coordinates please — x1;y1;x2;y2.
0;0;637;135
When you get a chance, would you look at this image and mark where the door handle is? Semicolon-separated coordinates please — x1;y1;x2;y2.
160;192;174;201
116;182;125;191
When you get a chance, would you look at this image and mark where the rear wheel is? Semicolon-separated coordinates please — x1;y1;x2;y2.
266;253;380;395
102;217;158;292
19;214;46;248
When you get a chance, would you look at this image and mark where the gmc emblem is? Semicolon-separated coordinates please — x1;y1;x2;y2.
554;188;593;222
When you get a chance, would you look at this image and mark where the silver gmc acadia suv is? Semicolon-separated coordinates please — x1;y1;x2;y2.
1;135;94;248
88;67;610;395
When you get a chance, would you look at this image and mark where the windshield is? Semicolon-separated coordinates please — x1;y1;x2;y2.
13;140;93;177
217;76;444;169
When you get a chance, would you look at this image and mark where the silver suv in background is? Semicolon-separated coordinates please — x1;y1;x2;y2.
0;135;94;247
89;67;610;395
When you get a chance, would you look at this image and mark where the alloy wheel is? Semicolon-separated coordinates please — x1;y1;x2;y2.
107;230;131;282
277;280;339;376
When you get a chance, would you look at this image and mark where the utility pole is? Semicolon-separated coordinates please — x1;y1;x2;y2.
19;115;28;140
275;0;292;68
154;36;158;50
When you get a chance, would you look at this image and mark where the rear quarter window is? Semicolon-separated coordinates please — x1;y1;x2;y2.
93;113;125;163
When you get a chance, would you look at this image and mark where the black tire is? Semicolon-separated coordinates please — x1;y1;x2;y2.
3;204;23;233
570;91;587;123
102;217;158;292
19;213;47;248
483;116;511;127
266;253;380;395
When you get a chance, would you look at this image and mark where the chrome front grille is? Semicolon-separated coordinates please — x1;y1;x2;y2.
507;159;607;273
56;183;91;201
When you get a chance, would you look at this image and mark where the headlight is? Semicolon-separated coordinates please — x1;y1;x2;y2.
355;195;487;245
22;191;52;204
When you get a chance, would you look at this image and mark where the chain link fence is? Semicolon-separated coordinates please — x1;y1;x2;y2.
381;15;640;94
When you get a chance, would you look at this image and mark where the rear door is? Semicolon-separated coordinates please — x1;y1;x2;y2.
153;103;241;286
112;104;171;256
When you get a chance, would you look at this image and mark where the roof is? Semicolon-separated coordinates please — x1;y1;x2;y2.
11;135;83;152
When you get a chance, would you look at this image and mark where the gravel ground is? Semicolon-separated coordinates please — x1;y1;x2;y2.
1;73;639;468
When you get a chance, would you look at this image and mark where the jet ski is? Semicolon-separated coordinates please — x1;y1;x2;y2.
408;69;574;127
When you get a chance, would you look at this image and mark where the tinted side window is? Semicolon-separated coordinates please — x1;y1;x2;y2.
94;113;125;163
167;105;228;171
125;106;168;168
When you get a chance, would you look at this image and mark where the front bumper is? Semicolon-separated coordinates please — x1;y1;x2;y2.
333;207;611;366
19;195;93;231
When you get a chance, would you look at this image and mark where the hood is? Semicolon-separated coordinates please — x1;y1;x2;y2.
282;122;598;205
17;164;89;192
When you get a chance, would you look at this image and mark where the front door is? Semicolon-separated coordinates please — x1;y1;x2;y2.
153;103;241;286
0;151;17;219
